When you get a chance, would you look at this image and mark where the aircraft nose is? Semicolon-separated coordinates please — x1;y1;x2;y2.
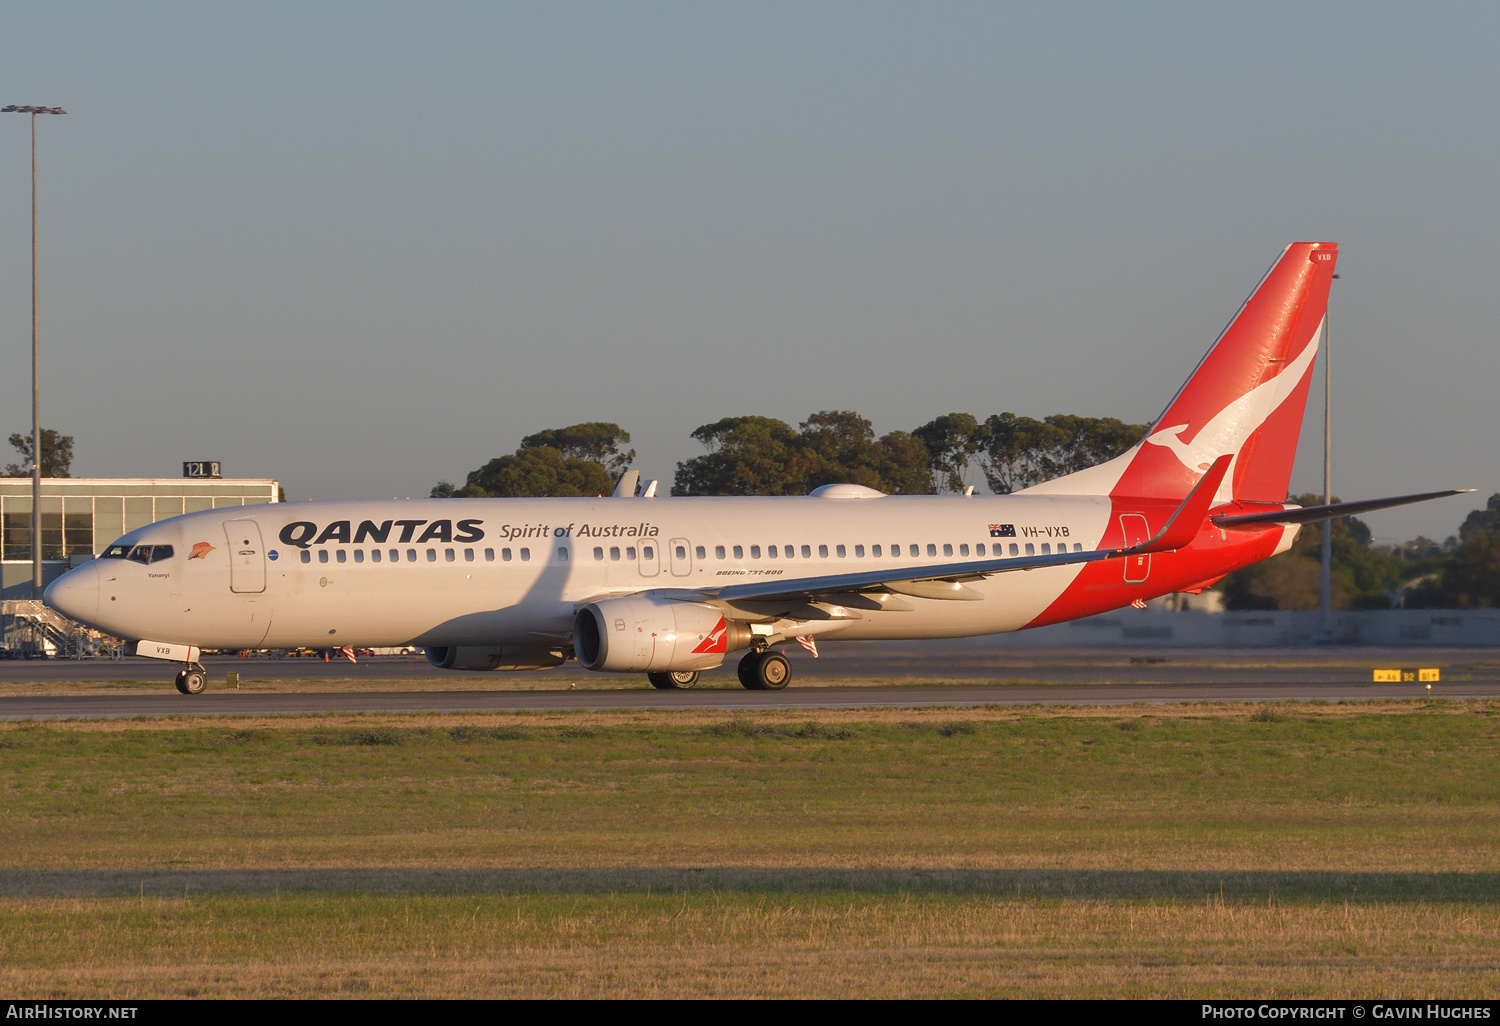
44;563;99;625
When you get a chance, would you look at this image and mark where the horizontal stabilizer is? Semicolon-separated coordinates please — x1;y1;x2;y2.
1211;489;1475;530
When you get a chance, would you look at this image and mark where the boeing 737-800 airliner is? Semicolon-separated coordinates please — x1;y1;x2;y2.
44;242;1468;694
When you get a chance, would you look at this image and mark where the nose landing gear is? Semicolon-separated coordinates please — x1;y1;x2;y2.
737;649;791;690
174;665;208;695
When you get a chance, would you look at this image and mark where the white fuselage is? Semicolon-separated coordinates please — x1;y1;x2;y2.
51;492;1122;650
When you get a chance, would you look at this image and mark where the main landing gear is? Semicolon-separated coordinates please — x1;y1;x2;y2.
647;670;700;690
738;649;790;691
174;664;208;695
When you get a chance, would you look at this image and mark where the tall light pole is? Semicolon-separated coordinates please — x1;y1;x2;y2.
3;105;66;599
1319;274;1339;642
1320;308;1332;640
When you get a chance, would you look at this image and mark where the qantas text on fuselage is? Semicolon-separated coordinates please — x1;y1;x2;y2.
42;243;1470;693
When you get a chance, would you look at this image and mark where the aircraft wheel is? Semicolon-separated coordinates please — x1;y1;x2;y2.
175;668;207;695
647;670;699;690
738;650;791;691
737;651;764;690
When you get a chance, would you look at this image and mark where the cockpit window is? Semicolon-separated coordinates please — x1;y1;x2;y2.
126;544;174;564
102;544;132;559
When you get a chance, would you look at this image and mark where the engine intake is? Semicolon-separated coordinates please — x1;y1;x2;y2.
574;595;751;672
426;645;566;671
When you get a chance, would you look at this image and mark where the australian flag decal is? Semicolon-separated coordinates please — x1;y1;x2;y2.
988;524;1016;538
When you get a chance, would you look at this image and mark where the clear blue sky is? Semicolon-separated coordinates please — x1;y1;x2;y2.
1;2;1495;542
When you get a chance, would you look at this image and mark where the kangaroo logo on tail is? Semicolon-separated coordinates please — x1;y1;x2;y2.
1143;320;1322;503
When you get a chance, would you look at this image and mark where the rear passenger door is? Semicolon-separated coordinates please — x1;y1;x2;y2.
1119;514;1151;584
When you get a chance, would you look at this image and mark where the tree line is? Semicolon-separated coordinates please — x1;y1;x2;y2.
17;417;1490;613
434;414;1500;612
1223;492;1500;611
434;411;1150;500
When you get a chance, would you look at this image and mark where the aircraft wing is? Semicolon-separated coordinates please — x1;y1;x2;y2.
1211;488;1474;530
704;455;1233;606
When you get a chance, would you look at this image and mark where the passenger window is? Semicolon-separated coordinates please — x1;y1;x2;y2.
484;548;494;561
520;548;530;561
626;547;636;560
445;549;455;562
594;547;604;561
407;549;417;561
353;550;363;564
675;545;687;560
426;549;437;562
733;545;743;559
1009;543;1019;556
1074;543;1083;552
610;547;621;560
960;544;969;556
300;550;311;564
911;544;920;557
804;545;814;558
715;546;725;559
975;543;984;556
641;546;652;560
391;549;401;562
337;550;347;563
834;545;844;557
465;548;474;561
750;545;760;559
557;547;568;561
1041;543;1051;554
943;544;952;557
696;546;706;559
854;545;864;557
870;545;879;557
501;548;512;561
318;550;329;564
371;549;382;563
927;544;937;557
1025;543;1035;555
767;546;777;559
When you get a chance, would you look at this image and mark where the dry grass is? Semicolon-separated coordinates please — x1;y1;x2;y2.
1;892;1496;998
3;702;1499;996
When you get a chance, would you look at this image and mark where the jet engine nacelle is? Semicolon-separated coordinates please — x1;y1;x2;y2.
574;595;751;672
426;645;566;671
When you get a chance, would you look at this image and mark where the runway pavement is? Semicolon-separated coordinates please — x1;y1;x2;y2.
2;642;1497;684
3;678;1496;719
3;641;1496;718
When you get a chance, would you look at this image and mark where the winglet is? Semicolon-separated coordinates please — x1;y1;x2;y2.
1126;453;1233;554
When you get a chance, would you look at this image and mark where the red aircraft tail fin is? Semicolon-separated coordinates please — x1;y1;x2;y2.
1026;242;1338;503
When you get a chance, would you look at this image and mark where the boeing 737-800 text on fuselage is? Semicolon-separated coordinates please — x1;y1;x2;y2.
43;243;1469;694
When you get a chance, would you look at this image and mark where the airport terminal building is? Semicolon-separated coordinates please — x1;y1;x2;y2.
1;477;280;599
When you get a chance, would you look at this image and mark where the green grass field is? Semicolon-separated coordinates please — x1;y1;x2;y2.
2;702;1498;997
